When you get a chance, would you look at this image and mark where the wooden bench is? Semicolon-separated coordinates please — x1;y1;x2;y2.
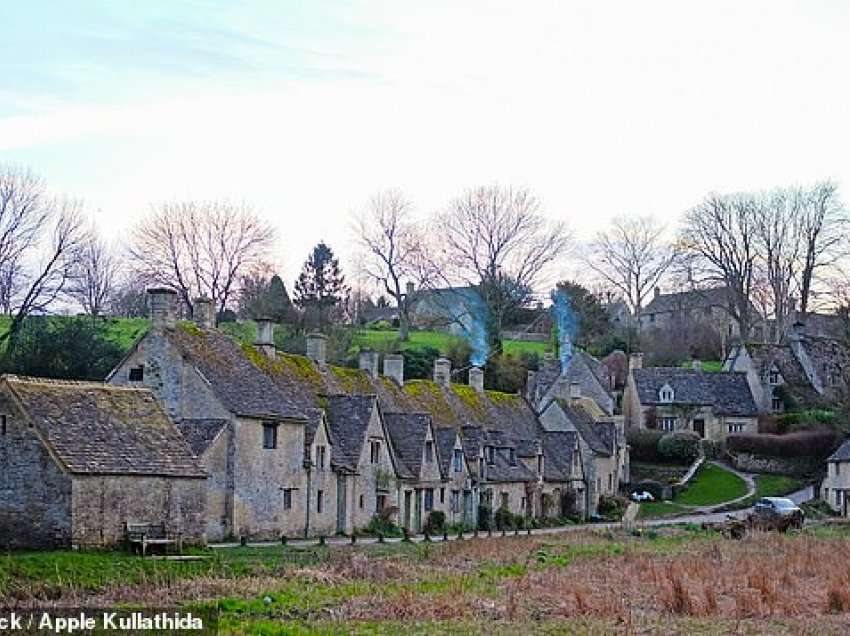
124;522;183;557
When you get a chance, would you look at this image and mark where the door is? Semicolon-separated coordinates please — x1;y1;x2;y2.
336;475;347;534
403;491;412;530
693;419;705;438
414;490;422;532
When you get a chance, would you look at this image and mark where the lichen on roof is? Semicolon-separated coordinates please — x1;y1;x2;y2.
329;365;374;394
178;320;204;338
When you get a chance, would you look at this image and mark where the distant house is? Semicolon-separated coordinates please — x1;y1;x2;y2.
822;438;850;516
725;323;850;413
0;375;206;549
623;355;759;440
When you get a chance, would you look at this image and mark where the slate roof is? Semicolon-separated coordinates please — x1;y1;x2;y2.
434;427;461;477
486;448;538;483
643;287;733;315
558;400;611;456
541;431;579;482
175;418;227;456
731;342;819;403
166;325;306;421
384;412;431;480
4;376;205;478
325;394;378;471
632;368;758;416
828;438;850;462
533;353;615;415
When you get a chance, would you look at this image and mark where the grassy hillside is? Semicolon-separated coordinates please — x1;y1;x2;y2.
0;316;150;352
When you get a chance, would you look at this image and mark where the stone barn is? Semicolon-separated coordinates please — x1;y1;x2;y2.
0;375;207;549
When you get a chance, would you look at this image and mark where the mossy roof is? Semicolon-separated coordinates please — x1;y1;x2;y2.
4;375;205;478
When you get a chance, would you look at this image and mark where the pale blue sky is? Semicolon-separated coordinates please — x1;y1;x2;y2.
2;1;850;283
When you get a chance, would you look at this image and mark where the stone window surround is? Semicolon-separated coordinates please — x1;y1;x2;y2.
262;422;278;449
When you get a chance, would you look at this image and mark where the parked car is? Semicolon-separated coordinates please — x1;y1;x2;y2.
749;497;804;531
630;490;655;502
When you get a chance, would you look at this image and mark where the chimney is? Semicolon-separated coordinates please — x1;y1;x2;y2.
405;281;415;297
468;366;484;393
255;318;275;358
654;286;661;298
434;357;451;387
193;297;215;329
629;352;644;371
692;358;702;372
526;370;537;401
358;348;379;378
543;352;555;363
148;288;178;329
569;381;582;400
383;353;405;386
306;333;328;365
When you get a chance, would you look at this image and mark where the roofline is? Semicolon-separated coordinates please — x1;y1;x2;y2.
70;470;208;479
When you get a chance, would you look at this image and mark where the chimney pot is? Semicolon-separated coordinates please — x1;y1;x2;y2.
193;297;215;329
306;333;328;365
434;357;452;387
358;348;379;378
148;288;178;329
255;318;276;358
383;353;405;386
692;358;702;372
406;281;415;297
654;286;661;298
629;352;644;370
469;366;484;393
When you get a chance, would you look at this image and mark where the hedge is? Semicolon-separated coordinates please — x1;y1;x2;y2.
727;430;841;459
658;431;701;463
627;429;665;462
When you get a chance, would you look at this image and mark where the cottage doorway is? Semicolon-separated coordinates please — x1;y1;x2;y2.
693;419;705;438
403;490;412;530
336;475;347;534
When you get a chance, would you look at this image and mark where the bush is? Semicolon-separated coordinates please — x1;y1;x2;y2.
494;507;522;530
658;431;702;464
423;510;446;535
727;431;840;459
362;514;403;538
598;495;628;521
632;480;665;501
700;438;726;460
626;429;665;462
368;320;395;331
477;504;492;531
777;409;837;433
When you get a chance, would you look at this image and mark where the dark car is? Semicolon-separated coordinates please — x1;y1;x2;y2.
750;497;804;531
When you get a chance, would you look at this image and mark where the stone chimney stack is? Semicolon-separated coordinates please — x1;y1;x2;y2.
406;281;415;297
383;353;405;386
469;366;484;393
255;318;276;358
629;352;644;371
692;358;702;372
654;286;661;298
434;357;452;387
358;349;380;378
193;297;215;329
306;333;328;365
569;381;582;400
526;370;537;401
149;288;178;329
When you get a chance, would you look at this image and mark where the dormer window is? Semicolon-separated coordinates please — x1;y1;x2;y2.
453;448;463;472
487;446;495;465
659;383;674;403
768;368;780;385
509;449;516;466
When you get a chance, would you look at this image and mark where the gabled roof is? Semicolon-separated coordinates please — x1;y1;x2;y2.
731;342;819;403
165;325;307;421
828;438;850;462
4;375;205;478
632;368;758;417
434;427;462;477
643;287;733;315
175;418;227;456
534;352;615;415
541;430;579;482
558;400;611;457
486;447;538;483
325;394;379;471
384;412;432;480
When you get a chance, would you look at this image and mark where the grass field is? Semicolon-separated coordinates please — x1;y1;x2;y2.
353;329;548;357
5;526;850;634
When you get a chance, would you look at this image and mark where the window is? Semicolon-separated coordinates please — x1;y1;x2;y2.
487;447;495;464
772;396;783;412
479;457;485;475
768;369;780;385
317;490;324;513
1;414;6;436
283;489;292;510
262;423;278;449
727;421;745;434
424;488;434;511
537;455;543;475
453;449;463;472
440;487;445;504
521;496;527;514
370;440;381;464
836;462;842;476
359;494;365;509
128;366;144;382
509;449;516;466
501;492;509;509
425;440;434;463
659;384;674;403
660;417;677;432
376;493;387;513
451;490;460;513
608;474;613;491
317;445;326;470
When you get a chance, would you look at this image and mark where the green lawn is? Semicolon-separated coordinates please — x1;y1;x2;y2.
636;501;690;520
678;359;725;373
638;462;749;519
353;329;548;357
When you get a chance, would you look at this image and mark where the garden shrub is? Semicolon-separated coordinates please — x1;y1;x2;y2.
477;505;492;531
598;494;628;521
363;514;403;538
423;510;446;535
494;507;517;530
658;431;702;464
627;429;665;462
368;320;395;331
727;430;840;459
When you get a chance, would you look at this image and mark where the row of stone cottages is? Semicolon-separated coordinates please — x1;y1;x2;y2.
0;289;628;549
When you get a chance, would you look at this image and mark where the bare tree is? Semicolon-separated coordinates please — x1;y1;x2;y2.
586;215;678;317
129;201;275;320
354;189;430;340
433;185;570;348
679;193;759;339
0;165;88;342
68;231;118;318
797;181;847;317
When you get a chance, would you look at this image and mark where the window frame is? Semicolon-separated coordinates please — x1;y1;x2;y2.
317;489;324;514
128;365;145;382
262;422;278;449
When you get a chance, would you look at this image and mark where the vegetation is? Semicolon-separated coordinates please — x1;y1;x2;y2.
354;328;547;357
672;463;747;507
626;429;666;463
657;431;702;463
728;430;840;459
723;474;807;511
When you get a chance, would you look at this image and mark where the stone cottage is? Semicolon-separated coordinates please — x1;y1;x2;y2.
0;375;206;549
623;356;759;440
434;427;475;527
822;439;850;517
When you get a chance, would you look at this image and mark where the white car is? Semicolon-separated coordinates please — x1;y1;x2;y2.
631;491;655;502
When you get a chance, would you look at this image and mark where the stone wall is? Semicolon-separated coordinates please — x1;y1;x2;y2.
71;475;207;546
0;394;72;549
731;452;822;476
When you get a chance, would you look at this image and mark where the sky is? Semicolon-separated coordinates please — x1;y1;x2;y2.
2;0;849;286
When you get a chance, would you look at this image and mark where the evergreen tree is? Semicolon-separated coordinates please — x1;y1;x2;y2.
267;275;293;323
294;242;347;330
